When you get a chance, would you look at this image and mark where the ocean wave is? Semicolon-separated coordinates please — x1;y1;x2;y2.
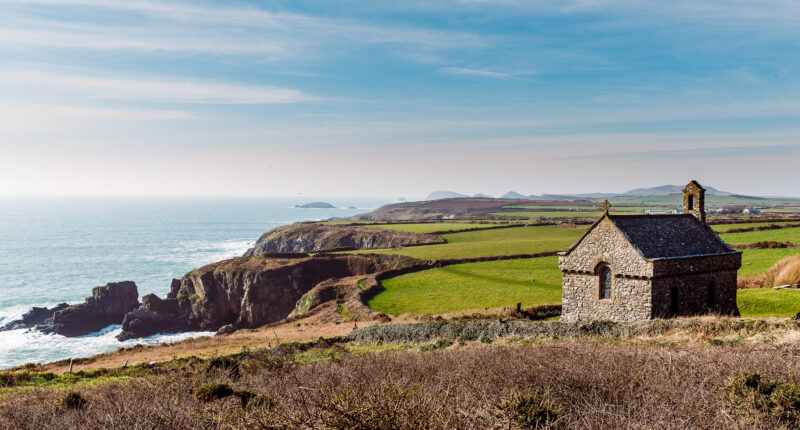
0;326;215;369
140;239;253;265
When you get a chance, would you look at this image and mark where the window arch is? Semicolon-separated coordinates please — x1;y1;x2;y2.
597;264;612;300
688;194;695;210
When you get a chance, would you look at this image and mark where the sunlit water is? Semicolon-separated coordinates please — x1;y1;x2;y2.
0;197;385;369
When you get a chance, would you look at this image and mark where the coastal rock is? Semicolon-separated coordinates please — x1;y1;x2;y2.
115;293;192;341
41;281;140;337
243;223;444;255
295;202;336;209
215;324;236;335
0;303;70;331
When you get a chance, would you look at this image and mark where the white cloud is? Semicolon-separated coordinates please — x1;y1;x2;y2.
0;71;311;104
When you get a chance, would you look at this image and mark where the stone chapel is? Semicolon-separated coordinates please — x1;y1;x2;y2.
558;180;741;322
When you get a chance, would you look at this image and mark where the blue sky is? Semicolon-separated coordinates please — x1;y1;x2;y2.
1;0;799;198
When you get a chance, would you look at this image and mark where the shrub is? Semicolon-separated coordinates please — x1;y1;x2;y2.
194;383;235;403
480;334;493;344
318;382;433;429
726;373;800;423
58;391;87;411
494;390;561;429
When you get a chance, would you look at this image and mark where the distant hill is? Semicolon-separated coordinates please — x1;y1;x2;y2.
622;185;734;197
500;191;526;199
426;191;469;200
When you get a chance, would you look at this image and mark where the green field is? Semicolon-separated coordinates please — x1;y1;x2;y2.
370;256;800;317
737;289;800;318
505;205;673;212
369;257;562;315
711;222;797;233
351;225;585;260
720;226;800;244
739;248;800;276
368;223;499;234
491;211;604;218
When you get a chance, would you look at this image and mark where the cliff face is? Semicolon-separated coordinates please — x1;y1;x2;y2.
174;254;422;329
112;254;425;340
243;223;443;255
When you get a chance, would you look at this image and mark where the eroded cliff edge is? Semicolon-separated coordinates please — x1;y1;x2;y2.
243;223;444;255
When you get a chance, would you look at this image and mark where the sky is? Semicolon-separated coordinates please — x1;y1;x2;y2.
1;0;799;199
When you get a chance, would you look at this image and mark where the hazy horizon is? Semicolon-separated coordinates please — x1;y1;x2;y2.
2;1;799;198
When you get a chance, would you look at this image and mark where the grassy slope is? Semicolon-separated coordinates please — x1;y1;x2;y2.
370;254;800;316
369;257;561;315
490;211;640;218
367;223;498;234
720;226;800;244
351;226;584;260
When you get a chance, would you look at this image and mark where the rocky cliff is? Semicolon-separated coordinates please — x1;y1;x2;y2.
243;223;444;255
117;254;425;340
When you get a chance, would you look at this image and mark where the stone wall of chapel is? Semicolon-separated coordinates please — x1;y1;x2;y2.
561;273;652;322
651;270;739;318
558;218;653;277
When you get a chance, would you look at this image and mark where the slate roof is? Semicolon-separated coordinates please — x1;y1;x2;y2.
608;214;734;259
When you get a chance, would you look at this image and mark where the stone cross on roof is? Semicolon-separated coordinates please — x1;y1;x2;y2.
602;200;612;215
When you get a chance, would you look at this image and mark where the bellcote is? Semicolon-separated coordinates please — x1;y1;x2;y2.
683;180;706;223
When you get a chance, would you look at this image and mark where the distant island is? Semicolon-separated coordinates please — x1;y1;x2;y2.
295;202;336;209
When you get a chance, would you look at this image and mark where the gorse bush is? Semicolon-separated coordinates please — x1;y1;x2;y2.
494;390;561;429
194;383;234;402
57;391;87;411
726;373;800;424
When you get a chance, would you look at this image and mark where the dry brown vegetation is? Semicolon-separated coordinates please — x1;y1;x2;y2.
5;341;800;429
764;255;800;288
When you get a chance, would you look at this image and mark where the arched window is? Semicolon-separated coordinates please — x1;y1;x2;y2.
598;265;612;299
688;195;695;210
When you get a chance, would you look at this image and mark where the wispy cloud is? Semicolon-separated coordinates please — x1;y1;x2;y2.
560;144;800;161
441;67;518;78
1;0;481;56
0;71;312;104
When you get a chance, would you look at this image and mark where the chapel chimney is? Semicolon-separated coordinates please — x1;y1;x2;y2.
683;180;706;223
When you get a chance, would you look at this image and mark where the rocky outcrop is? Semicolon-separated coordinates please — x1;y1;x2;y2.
0;303;69;331
243;223;444;255
116;288;193;341
117;254;425;340
39;281;139;336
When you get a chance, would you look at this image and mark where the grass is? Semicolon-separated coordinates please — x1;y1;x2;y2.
367;223;498;234
504;205;673;212
351;225;584;260
720;227;800;244
711;222;798;233
740;249;800;276
369;257;562;315
737;289;800;318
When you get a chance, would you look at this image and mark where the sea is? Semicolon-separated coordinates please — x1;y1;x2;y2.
0;197;386;369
